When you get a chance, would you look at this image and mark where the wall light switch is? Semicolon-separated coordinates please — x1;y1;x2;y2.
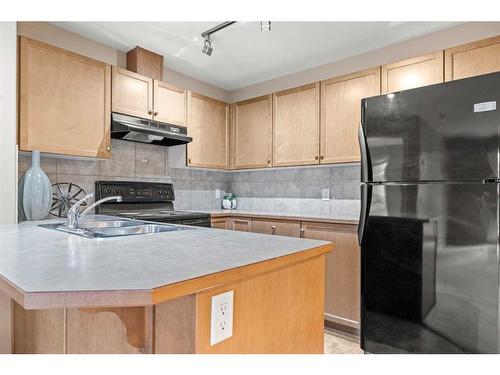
322;188;330;201
210;290;234;345
215;189;221;199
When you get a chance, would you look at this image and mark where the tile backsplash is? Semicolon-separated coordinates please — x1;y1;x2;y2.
18;140;360;219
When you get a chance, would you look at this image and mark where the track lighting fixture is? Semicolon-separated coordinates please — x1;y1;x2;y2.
201;35;213;56
260;21;271;31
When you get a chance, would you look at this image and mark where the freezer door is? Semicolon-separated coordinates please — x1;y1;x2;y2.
360;72;500;183
360;182;499;353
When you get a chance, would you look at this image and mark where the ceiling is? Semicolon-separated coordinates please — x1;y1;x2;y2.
52;22;459;91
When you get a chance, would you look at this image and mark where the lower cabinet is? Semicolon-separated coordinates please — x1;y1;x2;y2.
210;215;360;331
251;219;301;237
301;222;360;329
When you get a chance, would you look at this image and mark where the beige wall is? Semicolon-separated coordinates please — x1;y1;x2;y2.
17;22;230;102
228;21;500;102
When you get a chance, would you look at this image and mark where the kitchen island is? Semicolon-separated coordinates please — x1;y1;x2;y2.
0;215;332;354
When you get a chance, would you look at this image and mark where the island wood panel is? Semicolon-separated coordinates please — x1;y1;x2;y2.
381;51;444;94
112;66;153;119
233;95;273;169
445;35;500;81
273;83;320;167
153;81;187;126
13;302;65;354
154;295;196;354
251;218;301;237
320;68;380;164
301;222;360;328
19;36;111;158
195;254;325;353
187;92;229;169
211;217;229;229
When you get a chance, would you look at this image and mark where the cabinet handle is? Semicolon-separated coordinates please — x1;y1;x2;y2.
148;110;153;115
188;158;192;164
314;155;319;160
320;154;324;160
154;112;159;116
106;146;111;151
300;228;305;238
267;159;271;165
271;225;276;234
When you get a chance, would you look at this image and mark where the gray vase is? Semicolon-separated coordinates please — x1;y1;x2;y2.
18;151;52;221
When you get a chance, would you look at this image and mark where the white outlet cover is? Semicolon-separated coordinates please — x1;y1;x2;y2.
215;189;221;199
322;188;330;201
210;290;234;345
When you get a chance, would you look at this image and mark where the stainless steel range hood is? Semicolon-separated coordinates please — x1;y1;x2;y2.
111;113;192;146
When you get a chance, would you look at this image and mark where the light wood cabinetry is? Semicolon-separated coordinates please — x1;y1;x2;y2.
112;66;153;119
381;51;444;93
153;81;187;126
251;218;301;237
19;36;111;158
320;68;380;164
211;217;228;230
301;222;360;328
126;46;164;81
273;83;320;167
445;35;500;81
233;95;273;169
229;217;252;232
187;92;229;169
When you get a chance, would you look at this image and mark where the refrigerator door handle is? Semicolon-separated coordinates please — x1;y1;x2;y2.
358;120;371;182
358;183;371;246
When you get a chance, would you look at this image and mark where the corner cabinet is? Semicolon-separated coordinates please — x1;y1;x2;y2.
445;35;500;81
19;36;112;158
381;51;444;93
320;68;380;164
187;92;229;169
232;95;273;169
301;222;360;329
273;83;320;167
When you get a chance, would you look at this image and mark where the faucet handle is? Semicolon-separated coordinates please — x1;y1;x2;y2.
68;193;94;215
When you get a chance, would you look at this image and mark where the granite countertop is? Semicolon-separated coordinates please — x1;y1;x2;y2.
0;215;329;296
201;209;359;224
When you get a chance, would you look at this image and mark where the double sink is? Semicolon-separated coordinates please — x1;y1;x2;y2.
39;218;193;239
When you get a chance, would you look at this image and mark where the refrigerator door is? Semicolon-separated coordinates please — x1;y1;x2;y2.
360;72;500;183
360;182;499;353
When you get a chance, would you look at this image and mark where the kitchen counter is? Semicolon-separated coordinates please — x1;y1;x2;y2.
0;215;330;309
203;209;359;225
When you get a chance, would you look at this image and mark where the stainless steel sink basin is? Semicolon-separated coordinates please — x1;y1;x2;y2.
39;219;193;238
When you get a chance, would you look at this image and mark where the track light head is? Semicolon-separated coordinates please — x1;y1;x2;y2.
202;35;213;56
260;21;271;31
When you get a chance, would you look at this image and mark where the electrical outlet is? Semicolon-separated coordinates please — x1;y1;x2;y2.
322;188;330;201
210;290;234;345
215;189;221;199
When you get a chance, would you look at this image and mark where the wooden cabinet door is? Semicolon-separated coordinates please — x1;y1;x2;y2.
153;81;187;126
381;51;444;93
211;217;228;230
19;37;111;158
233;95;273;169
320;68;380;164
229;218;252;232
273;83;320;167
302;222;360;328
112;67;153;119
445;35;500;81
187;92;229;169
251;219;301;237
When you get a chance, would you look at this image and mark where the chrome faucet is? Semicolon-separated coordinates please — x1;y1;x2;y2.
66;193;122;229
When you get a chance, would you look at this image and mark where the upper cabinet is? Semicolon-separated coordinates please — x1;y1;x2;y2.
232;95;273;169
19;36;111;158
273;83;320;167
153;81;187;126
112;67;153;119
112;67;187;126
187;92;229;169
320;68;380;164
445;35;500;81
381;51;444;93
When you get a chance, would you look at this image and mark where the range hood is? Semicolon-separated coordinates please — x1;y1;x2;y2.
111;112;192;146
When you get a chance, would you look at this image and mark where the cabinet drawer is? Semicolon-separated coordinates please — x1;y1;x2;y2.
251;219;301;237
229;218;252;232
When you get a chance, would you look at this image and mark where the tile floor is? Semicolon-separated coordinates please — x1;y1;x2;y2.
324;329;363;354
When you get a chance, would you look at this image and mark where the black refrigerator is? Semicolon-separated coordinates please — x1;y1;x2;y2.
359;72;500;354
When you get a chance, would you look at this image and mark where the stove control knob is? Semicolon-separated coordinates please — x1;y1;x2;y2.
159;190;163;195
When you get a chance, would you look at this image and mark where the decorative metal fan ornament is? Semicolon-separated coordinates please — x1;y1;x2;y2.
50;182;88;217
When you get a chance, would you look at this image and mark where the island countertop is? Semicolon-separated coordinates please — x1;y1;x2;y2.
0;215;331;309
